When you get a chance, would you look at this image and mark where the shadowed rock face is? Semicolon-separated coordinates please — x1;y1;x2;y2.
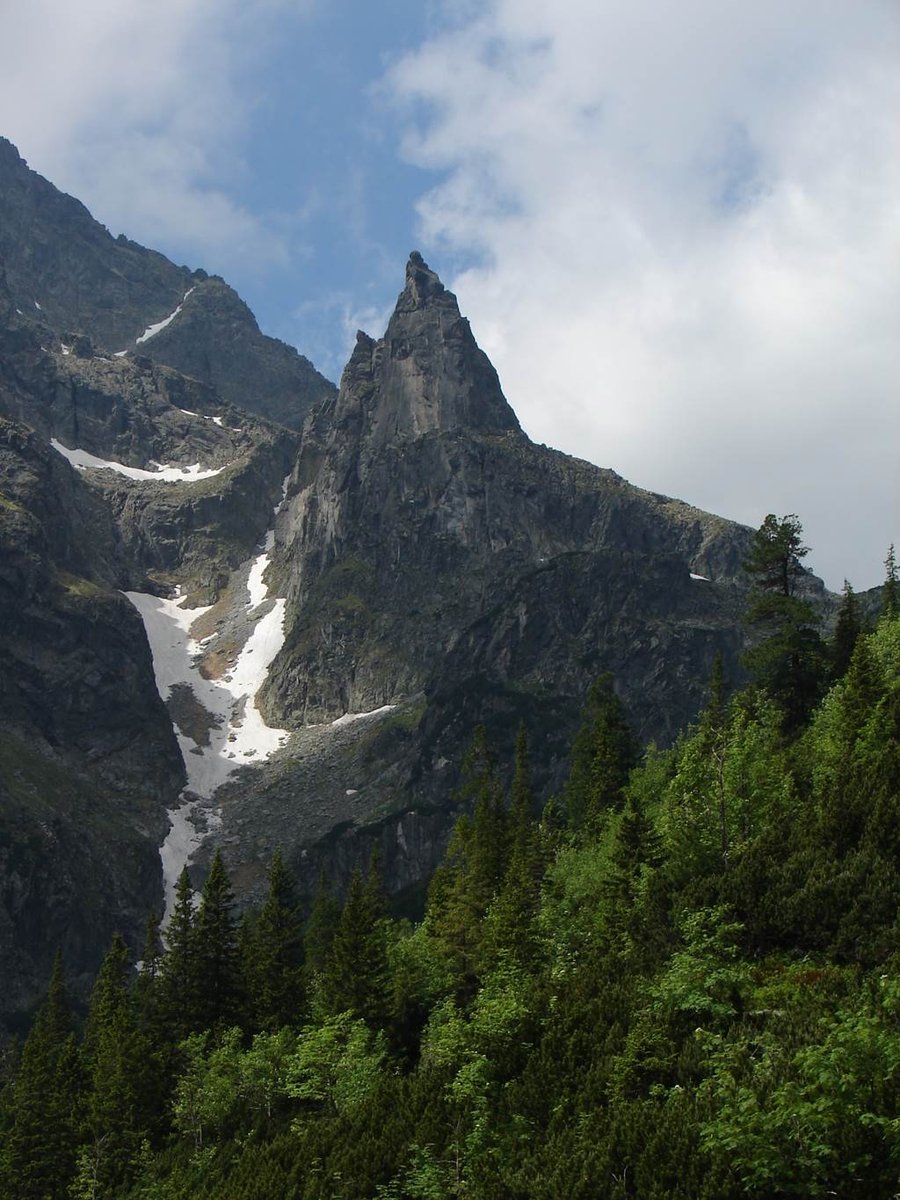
0;419;184;1021
129;277;337;431
0;137;194;352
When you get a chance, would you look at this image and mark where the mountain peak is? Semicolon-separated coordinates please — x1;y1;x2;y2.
400;251;447;310
335;255;521;444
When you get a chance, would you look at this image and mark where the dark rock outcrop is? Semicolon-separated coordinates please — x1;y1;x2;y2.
0;419;183;1021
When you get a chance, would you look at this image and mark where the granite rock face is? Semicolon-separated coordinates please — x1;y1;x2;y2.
264;253;753;748
129;277;337;430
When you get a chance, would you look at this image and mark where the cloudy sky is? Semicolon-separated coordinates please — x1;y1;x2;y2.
1;1;897;590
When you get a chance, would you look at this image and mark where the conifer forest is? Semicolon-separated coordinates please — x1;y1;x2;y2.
2;528;898;1199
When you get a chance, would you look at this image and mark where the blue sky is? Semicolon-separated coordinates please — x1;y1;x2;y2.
1;0;897;591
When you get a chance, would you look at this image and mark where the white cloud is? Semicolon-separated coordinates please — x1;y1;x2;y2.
0;0;310;271
388;0;900;590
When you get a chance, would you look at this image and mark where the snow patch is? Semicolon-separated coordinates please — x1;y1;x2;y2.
246;531;275;610
33;300;41;310
690;572;711;582
330;704;397;727
50;438;227;482
135;287;194;345
60;343;72;356
176;407;226;427
114;350;128;358
126;585;290;921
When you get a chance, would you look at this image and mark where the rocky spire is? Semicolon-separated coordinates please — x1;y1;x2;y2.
336;253;522;447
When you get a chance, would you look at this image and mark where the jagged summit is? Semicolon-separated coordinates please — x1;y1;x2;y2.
397;250;448;311
333;252;521;444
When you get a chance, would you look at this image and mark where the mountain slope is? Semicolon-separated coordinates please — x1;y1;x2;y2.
0;138;336;429
0;141;826;1025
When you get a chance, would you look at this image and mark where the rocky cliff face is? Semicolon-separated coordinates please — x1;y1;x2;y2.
0;418;183;1020
263;253;751;744
188;253;758;916
0;141;806;1027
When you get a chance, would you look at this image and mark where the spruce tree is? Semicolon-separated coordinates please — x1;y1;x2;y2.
742;513;826;730
303;871;341;1005
883;544;898;618
3;953;82;1200
158;867;198;1042
481;729;546;973
79;934;149;1198
563;674;636;831
244;850;304;1031
831;580;861;680
193;850;242;1032
322;868;389;1028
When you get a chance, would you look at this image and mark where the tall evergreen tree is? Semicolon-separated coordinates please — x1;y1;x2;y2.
158;867;198;1042
742;514;826;730
2;953;82;1200
243;850;305;1031
78;934;150;1198
322;868;389;1028
831;580;861;680
303;871;342;997
481;728;546;972
193;850;242;1032
883;544;898;618
563;673;636;831
426;726;511;994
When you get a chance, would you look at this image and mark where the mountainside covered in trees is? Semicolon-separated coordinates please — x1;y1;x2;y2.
2;588;897;1199
0;137;836;1030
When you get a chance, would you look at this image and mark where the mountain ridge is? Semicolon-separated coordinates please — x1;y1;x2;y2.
0;137;820;1026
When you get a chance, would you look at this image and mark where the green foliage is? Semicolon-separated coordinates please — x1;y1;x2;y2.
0;953;82;1200
242;850;304;1031
883;543;898;618
193;851;243;1031
563;673;636;832
321;867;390;1028
6;632;900;1200
286;1014;386;1116
743;513;827;729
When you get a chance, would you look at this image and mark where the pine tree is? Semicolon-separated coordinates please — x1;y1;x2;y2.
883;544;898;618
425;726;511;995
2;953;82;1200
563;674;636;831
461;725;508;907
158;867;199;1042
79;934;149;1197
243;850;305;1031
193;850;242;1032
322;868;389;1028
743;514;826;730
303;871;342;1009
479;728;546;973
831;580;861;680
